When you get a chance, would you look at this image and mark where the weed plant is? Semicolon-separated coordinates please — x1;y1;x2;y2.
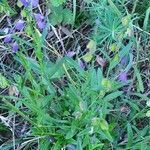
0;0;150;149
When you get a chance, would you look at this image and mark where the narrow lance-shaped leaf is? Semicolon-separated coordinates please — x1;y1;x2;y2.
127;123;133;147
134;67;144;92
103;91;123;101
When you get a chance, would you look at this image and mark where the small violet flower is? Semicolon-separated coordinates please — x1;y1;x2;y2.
121;56;128;65
66;51;76;57
118;72;127;82
34;13;46;30
12;42;19;53
37;21;46;30
20;0;29;7
31;0;39;7
4;35;12;43
20;0;39;8
15;20;25;31
78;59;85;69
34;13;44;21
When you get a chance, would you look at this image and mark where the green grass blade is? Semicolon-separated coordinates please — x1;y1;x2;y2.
103;91;123;101
134;67;144;92
127;123;133;148
143;7;150;30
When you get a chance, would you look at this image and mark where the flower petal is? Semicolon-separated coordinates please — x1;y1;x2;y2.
4;35;12;43
118;72;127;82
15;20;25;30
31;0;39;7
12;42;19;53
66;51;76;57
34;13;44;21
121;56;128;65
20;0;29;7
37;21;46;29
78;59;85;69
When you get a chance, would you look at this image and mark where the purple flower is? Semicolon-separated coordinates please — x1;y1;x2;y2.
78;59;85;69
12;42;19;53
37;21;46;30
66;51;76;57
34;13;44;21
15;20;25;31
20;0;39;7
20;0;29;7
34;13;46;30
121;56;128;65
4;35;12;43
118;72;127;82
31;0;39;7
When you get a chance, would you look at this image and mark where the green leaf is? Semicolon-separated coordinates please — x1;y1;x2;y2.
39;139;50;150
66;130;75;139
121;15;131;26
108;53;120;72
83;53;93;62
51;0;66;7
99;130;113;142
17;0;23;8
65;57;84;76
0;0;16;16
103;91;123;101
146;101;150;107
108;0;121;17
119;42;132;59
49;7;63;25
0;74;9;88
124;53;133;72
77;138;83;150
101;78;111;90
127;123;133;148
49;7;73;25
99;118;109;130
86;40;96;53
123;99;140;112
47;58;64;78
109;43;119;52
53;140;62;150
97;68;103;88
73;0;77;23
63;8;74;25
90;144;104;150
2;98;33;124
90;68;98;90
143;7;150;30
146;110;150;117
134;67;144;92
92;117;109;131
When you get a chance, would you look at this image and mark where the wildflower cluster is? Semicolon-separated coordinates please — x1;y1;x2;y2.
3;19;25;53
3;0;45;53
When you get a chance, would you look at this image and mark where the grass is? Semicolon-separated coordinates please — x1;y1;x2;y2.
0;0;150;149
